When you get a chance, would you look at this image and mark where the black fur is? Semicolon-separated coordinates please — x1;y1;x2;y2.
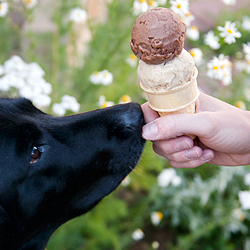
0;98;145;250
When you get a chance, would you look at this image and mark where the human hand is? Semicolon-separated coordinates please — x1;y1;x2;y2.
141;93;250;168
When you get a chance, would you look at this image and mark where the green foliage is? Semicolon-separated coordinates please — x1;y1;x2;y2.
1;0;250;249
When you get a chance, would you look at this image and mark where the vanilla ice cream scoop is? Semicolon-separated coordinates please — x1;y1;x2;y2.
138;49;194;92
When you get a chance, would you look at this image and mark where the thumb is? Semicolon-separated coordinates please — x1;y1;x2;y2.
142;113;210;140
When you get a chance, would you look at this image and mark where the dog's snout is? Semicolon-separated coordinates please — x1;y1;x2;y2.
119;102;145;131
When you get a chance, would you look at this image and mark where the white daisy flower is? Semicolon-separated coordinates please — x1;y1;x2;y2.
243;42;250;61
52;103;66;116
1;55;52;108
0;74;24;89
121;176;131;186
171;175;182;187
157;168;176;188
189;48;203;66
133;0;148;16
97;95;114;108
89;71;102;85
61;95;80;113
204;30;220;50
235;101;246;110
4;55;27;75
19;85;34;99
132;229;145;241
218;21;241;44
222;70;232;86
32;94;51;108
207;54;232;85
157;168;182;188
234;60;247;72
207;61;223;81
148;0;158;9
100;69;113;86
152;241;160;249
40;81;52;95
242;16;250;31
170;0;189;17
27;62;45;78
0;2;9;17
52;95;80;116
119;95;132;104
0;75;11;91
187;25;199;41
181;11;195;27
245;60;250;74
222;0;236;5
151;211;164;226
69;7;88;23
125;54;138;68
22;0;38;9
218;54;233;69
239;191;250;210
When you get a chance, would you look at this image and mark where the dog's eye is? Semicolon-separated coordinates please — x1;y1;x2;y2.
30;146;41;164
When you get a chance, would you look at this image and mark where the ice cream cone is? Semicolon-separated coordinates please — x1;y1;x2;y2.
140;67;199;115
140;67;199;139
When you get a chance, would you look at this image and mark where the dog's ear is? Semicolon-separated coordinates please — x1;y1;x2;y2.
0;205;15;249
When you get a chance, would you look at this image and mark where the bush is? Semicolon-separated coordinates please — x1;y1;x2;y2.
1;0;250;249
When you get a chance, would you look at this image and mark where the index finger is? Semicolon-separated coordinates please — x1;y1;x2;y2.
141;102;160;123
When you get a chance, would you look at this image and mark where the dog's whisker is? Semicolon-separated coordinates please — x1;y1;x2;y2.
128;165;145;177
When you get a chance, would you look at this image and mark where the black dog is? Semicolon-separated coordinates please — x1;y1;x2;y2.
0;98;145;250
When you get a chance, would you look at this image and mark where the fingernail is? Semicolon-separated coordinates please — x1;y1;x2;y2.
185;149;200;160
142;122;159;140
201;152;213;162
176;140;192;151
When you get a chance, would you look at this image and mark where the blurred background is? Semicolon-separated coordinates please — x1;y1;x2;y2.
1;0;250;249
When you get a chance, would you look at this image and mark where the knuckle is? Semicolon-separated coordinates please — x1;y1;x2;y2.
154;140;176;154
156;115;177;139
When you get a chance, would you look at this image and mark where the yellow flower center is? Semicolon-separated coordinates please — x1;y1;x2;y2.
189;51;195;57
235;101;245;109
156;211;164;220
227;29;233;34
94;71;99;76
102;102;109;108
130;54;137;60
139;0;146;2
120;95;131;103
25;0;32;3
177;4;182;9
191;25;198;31
148;0;155;6
213;66;219;70
103;72;108;78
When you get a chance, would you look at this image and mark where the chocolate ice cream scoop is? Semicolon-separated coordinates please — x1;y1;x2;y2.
130;7;186;65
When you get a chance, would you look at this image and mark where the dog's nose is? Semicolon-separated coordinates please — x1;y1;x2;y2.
119;102;145;131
